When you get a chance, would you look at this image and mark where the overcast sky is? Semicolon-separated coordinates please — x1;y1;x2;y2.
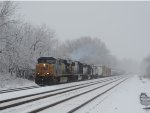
18;1;150;62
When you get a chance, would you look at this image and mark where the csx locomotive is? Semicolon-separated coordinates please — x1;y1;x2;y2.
35;57;111;85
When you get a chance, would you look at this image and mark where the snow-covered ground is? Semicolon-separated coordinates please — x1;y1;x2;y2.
77;75;150;113
1;74;150;113
0;73;37;90
0;76;124;113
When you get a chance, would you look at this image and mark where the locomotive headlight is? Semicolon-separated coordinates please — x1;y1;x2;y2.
44;64;46;67
47;73;49;75
37;73;40;75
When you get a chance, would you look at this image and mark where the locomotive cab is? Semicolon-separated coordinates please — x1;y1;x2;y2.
35;57;57;85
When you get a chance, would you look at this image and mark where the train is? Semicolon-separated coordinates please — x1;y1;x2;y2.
35;57;112;85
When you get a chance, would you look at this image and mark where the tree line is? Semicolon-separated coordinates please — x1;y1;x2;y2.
0;1;137;79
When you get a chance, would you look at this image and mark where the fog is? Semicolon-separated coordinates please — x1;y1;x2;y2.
0;2;150;112
18;1;150;62
0;1;150;77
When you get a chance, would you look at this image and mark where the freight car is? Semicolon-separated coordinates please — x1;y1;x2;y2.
35;57;112;85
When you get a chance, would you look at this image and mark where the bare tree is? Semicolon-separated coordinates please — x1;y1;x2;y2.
10;23;57;78
57;37;118;68
0;1;17;28
0;1;18;74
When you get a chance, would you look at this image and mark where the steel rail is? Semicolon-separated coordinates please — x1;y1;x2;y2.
0;77;121;111
28;77;124;113
68;78;128;113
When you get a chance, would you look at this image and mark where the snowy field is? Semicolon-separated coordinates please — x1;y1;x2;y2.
77;75;150;113
0;73;37;90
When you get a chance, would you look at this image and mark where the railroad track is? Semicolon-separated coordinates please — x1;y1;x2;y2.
0;76;117;103
0;76;118;110
29;77;127;113
68;78;127;113
0;76;114;95
0;76;125;113
0;85;41;94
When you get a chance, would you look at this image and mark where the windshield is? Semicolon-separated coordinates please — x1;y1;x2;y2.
38;59;56;64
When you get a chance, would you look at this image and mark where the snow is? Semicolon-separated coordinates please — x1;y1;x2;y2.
1;75;150;113
76;75;150;113
1;78;123;113
0;77;121;113
0;76;116;101
0;73;37;90
40;78;125;113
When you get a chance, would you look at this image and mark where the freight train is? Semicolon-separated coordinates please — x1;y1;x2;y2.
35;57;111;85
